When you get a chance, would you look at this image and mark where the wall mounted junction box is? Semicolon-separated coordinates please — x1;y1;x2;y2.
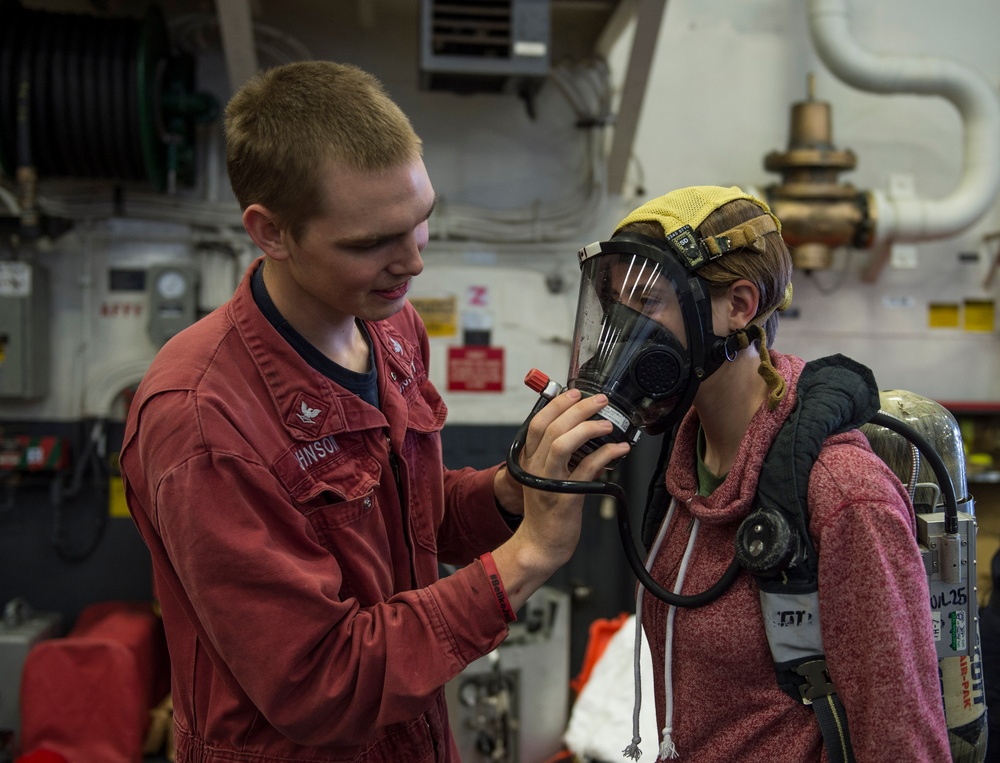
0;261;50;401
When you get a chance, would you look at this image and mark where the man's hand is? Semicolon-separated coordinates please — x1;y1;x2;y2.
493;464;524;516
489;389;630;611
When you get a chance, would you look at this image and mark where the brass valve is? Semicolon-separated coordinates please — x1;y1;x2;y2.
762;74;875;270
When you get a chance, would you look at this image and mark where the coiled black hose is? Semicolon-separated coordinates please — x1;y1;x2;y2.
506;396;740;608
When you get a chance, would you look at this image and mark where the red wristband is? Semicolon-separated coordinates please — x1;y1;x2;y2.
479;552;516;623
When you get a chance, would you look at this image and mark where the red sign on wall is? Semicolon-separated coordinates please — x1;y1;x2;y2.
447;346;504;392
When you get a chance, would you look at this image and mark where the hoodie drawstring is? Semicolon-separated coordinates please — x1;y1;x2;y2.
625;501;701;761
624;498;676;761
658;518;700;760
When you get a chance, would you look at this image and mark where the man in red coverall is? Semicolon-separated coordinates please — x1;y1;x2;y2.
119;60;629;763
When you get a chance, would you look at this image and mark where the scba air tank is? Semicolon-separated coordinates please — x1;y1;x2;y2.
863;391;987;763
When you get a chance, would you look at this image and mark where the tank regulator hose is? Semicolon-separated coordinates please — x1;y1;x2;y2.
506;394;740;608
870;412;960;534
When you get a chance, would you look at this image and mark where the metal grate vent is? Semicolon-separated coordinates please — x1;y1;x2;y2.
419;0;549;94
429;1;513;60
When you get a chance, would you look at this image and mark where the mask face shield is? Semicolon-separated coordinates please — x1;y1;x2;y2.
568;236;715;439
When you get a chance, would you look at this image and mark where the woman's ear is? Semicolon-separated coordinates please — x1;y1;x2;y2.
242;204;290;260
726;279;760;332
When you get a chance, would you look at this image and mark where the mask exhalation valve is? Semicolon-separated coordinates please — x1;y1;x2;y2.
523;369;639;469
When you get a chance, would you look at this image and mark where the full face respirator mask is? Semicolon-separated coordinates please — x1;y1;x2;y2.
508;185;785;606
563;233;725;456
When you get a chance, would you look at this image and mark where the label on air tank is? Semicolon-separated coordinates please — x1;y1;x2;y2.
950;610;968;653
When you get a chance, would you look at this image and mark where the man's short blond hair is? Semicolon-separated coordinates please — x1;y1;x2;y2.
225;61;423;241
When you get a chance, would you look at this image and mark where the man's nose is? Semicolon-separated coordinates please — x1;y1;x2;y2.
391;233;425;276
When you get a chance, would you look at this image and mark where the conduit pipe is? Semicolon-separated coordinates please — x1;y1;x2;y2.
83;359;151;419
808;0;1000;247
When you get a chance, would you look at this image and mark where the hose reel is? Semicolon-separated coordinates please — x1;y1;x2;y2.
0;0;217;193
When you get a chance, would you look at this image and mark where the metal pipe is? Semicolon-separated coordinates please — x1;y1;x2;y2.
808;0;1000;246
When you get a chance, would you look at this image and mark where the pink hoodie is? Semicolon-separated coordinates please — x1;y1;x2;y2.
639;350;951;762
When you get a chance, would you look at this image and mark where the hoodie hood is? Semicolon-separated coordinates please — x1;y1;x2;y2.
663;351;806;526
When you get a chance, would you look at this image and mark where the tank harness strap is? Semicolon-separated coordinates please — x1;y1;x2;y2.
744;354;880;763
760;582;856;763
811;688;857;763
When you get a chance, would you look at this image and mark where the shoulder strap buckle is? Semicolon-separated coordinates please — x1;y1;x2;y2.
795;658;836;704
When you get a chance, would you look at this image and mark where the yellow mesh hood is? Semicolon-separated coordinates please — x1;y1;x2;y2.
615;185;781;238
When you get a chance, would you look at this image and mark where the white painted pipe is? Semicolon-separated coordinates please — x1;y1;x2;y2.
808;0;1000;246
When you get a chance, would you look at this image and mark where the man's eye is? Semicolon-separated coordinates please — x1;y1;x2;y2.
347;240;384;251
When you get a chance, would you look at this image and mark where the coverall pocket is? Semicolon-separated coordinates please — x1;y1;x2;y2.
304;489;395;602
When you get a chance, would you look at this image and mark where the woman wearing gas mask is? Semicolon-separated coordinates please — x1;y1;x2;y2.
567;186;950;761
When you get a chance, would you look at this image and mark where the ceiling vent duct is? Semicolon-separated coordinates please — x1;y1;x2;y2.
419;0;550;96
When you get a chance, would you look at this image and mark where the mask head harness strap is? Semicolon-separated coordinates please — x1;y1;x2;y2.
664;212;779;269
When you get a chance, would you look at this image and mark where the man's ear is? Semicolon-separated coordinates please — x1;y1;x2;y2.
727;279;760;332
242;204;289;260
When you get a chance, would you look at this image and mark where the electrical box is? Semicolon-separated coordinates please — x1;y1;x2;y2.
0;261;50;400
147;264;199;346
419;0;550;94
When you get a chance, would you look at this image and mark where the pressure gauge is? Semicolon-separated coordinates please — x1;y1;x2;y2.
155;268;189;300
147;264;199;346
